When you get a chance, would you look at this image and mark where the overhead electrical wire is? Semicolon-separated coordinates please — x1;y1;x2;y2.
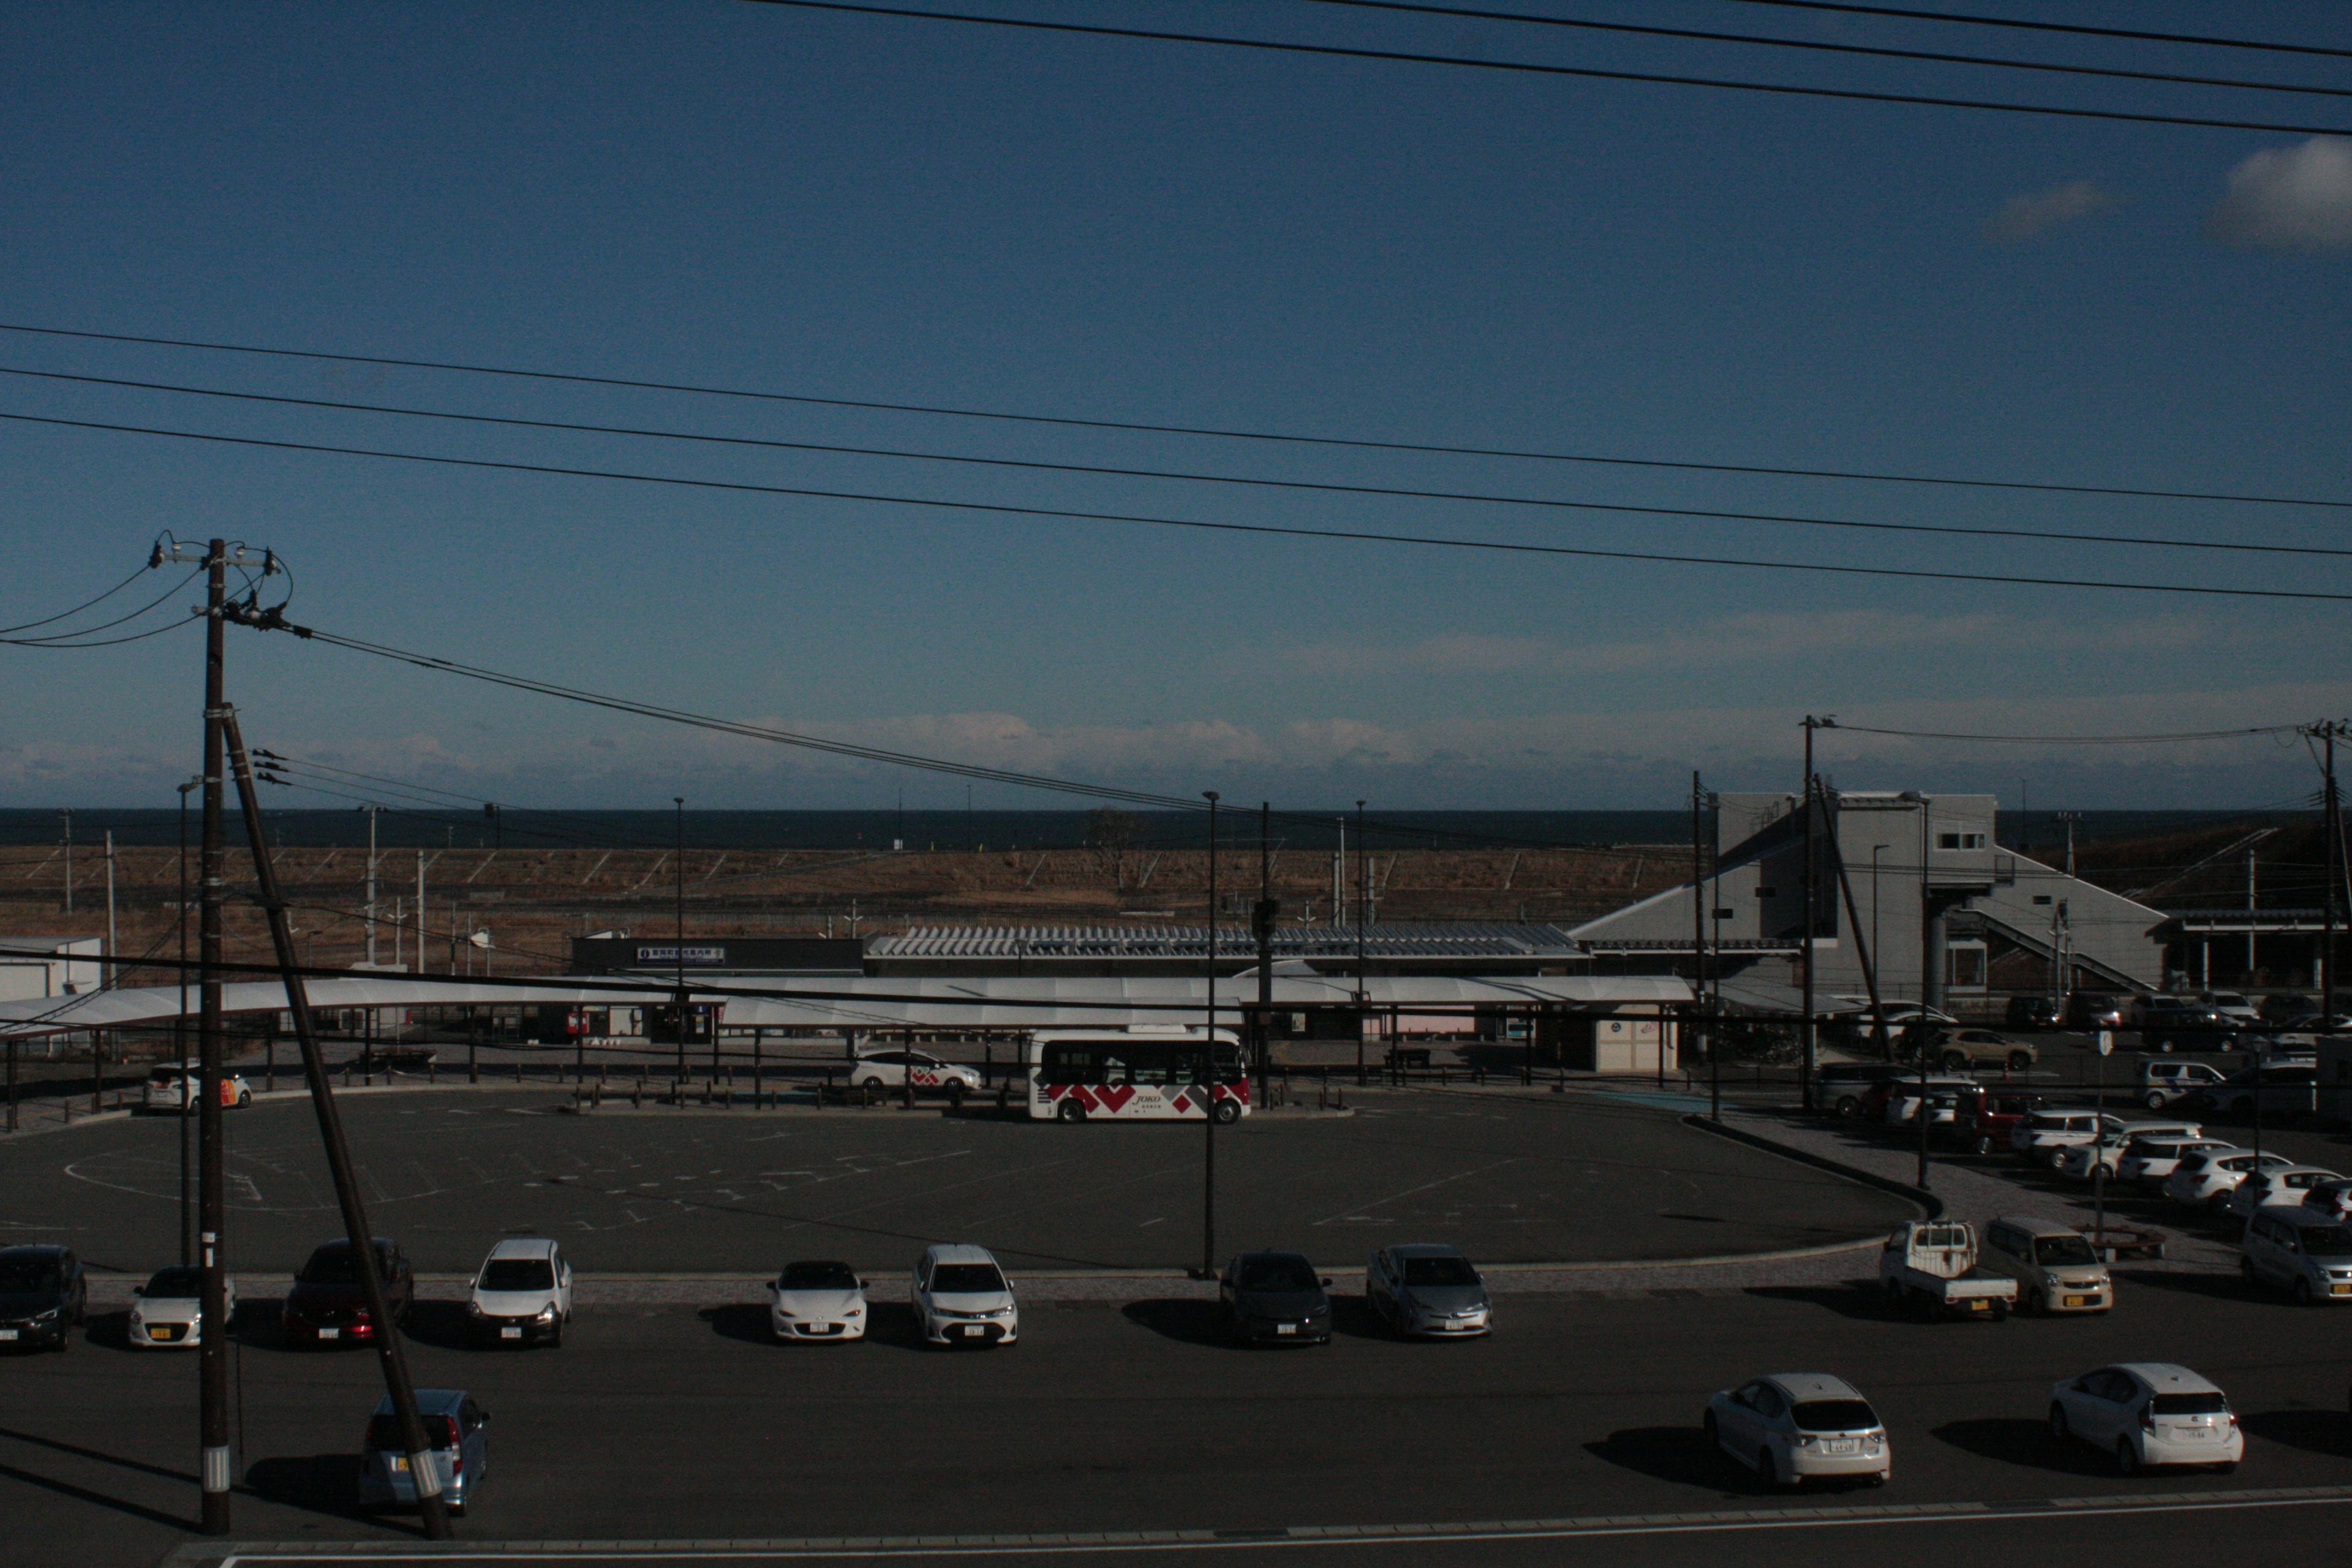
733;1;2352;135
1286;1;2352;97
0;560;160;636
8;408;2351;603
1712;0;2352;60
1814;720;2307;745
0;565;203;648
8;364;2346;562
5;321;2346;511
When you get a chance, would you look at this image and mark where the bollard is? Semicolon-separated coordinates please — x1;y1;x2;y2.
633;1076;643;1109
428;1060;437;1084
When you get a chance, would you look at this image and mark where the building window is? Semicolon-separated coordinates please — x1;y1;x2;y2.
1936;832;1986;851
1947;945;1988;990
2031;894;2053;906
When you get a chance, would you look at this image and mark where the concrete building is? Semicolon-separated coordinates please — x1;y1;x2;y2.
0;935;102;1003
1571;791;2165;1010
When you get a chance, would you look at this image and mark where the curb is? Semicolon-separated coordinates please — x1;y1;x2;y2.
1684;1112;1944;1223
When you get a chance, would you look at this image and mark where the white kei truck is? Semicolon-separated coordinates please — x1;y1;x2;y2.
1877;1221;2019;1322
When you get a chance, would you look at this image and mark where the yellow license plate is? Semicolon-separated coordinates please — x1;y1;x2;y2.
1967;1299;1989;1311
391;1456;409;1472
2063;1295;2087;1308
149;1327;172;1340
2333;1284;2350;1296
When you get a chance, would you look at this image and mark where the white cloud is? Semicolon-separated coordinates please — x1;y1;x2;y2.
2205;137;2352;251
1983;179;2116;244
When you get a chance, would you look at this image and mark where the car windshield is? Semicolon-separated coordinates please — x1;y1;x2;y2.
780;1261;859;1291
297;1245;388;1284
2297;1225;2352;1254
143;1267;203;1298
2034;1237;2098;1265
1791;1399;1879;1432
1400;1256;1480;1287
929;1263;1005;1294
479;1259;554;1292
0;1259;62;1292
2150;1392;2229;1416
1236;1257;1320;1292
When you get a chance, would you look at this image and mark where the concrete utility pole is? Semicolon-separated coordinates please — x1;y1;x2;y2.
60;808;72;915
674;796;687;1081
1692;772;1713;1119
104;831;116;989
1354;800;1368;1085
1254;802;1276;1105
178;777;198;1265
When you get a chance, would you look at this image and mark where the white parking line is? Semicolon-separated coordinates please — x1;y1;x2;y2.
195;1485;2352;1563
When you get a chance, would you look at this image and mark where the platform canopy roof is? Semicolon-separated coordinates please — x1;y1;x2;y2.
0;971;1691;1038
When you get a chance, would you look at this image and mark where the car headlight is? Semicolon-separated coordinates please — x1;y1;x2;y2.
534;1304;557;1322
466;1301;485;1316
29;1308;59;1325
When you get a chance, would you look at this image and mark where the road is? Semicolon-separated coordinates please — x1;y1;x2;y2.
6;1270;2348;1566
0;1087;1910;1275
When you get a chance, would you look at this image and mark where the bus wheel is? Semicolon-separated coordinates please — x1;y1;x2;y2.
1211;1100;1241;1125
1055;1099;1087;1124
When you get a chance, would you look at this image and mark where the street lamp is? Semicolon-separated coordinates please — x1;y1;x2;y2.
1871;843;1890;1061
1198;791;1221;1281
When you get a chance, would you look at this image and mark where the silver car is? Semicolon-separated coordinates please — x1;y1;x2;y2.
356;1388;490;1516
1365;1243;1491;1338
2241;1205;2352;1304
1705;1373;1890;1488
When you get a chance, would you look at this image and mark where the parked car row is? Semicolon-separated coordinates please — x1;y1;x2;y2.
1708;1361;2244;1488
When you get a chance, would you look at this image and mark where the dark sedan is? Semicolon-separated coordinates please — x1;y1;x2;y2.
0;1245;86;1352
284;1238;414;1347
1219;1251;1332;1346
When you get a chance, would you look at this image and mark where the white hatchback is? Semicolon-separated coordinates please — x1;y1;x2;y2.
1705;1373;1890;1488
851;1050;982;1100
2053;1121;2204;1181
129;1265;236;1349
466;1237;571;1348
2048;1363;2241;1474
768;1260;867;1342
2011;1110;2128;1167
2117;1137;2234;1193
143;1063;254;1112
2225;1165;2346;1223
913;1243;1018;1348
2165;1148;2294;1211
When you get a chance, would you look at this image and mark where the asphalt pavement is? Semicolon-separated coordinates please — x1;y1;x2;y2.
0;1086;1912;1276
6;1268;2348;1566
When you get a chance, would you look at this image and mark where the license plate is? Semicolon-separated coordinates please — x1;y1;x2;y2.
959;1324;980;1338
149;1327;173;1340
1825;1439;1857;1455
392;1455;410;1472
0;1330;17;1341
1967;1299;1989;1312
2064;1295;2088;1308
318;1327;340;1340
1276;1322;1298;1335
2177;1428;2209;1441
2334;1284;2351;1296
500;1326;522;1339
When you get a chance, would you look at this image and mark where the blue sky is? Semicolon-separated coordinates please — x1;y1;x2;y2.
1;1;2348;813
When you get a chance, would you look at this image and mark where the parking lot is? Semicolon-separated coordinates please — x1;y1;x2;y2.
1;1086;1911;1275
10;1264;2351;1566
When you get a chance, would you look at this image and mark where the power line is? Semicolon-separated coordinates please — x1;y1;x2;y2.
0;565;203;647
1713;0;2352;61
4;320;2345;511
0;561;162;637
13;364;2349;562
10;409;2352;602
1287;1;2352;97
734;0;2352;135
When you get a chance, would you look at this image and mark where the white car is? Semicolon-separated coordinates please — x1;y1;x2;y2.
2195;992;2263;1027
143;1062;254;1112
2048;1363;2241;1474
466;1237;571;1347
2139;1061;2227;1110
767;1259;867;1342
2165;1147;2295;1211
1704;1373;1890;1488
2301;1179;2352;1222
2117;1137;2234;1193
2052;1121;2204;1182
1835;1000;1956;1028
912;1243;1018;1347
2010;1109;2128;1167
851;1050;982;1101
129;1265;235;1349
2225;1165;2346;1223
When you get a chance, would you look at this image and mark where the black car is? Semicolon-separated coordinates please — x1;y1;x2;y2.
2261;993;2315;1023
2136;1001;2233;1054
1220;1251;1333;1346
2003;996;2061;1030
0;1245;87;1352
2064;992;2127;1031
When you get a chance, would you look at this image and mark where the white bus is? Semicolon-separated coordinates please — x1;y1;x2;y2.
1027;1025;1249;1124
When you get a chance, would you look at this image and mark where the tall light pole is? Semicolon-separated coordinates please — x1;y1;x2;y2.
1200;791;1220;1281
178;777;198;1265
1354;799;1368;1086
1870;843;1888;1027
674;796;687;1082
362;804;380;967
59;807;72;916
